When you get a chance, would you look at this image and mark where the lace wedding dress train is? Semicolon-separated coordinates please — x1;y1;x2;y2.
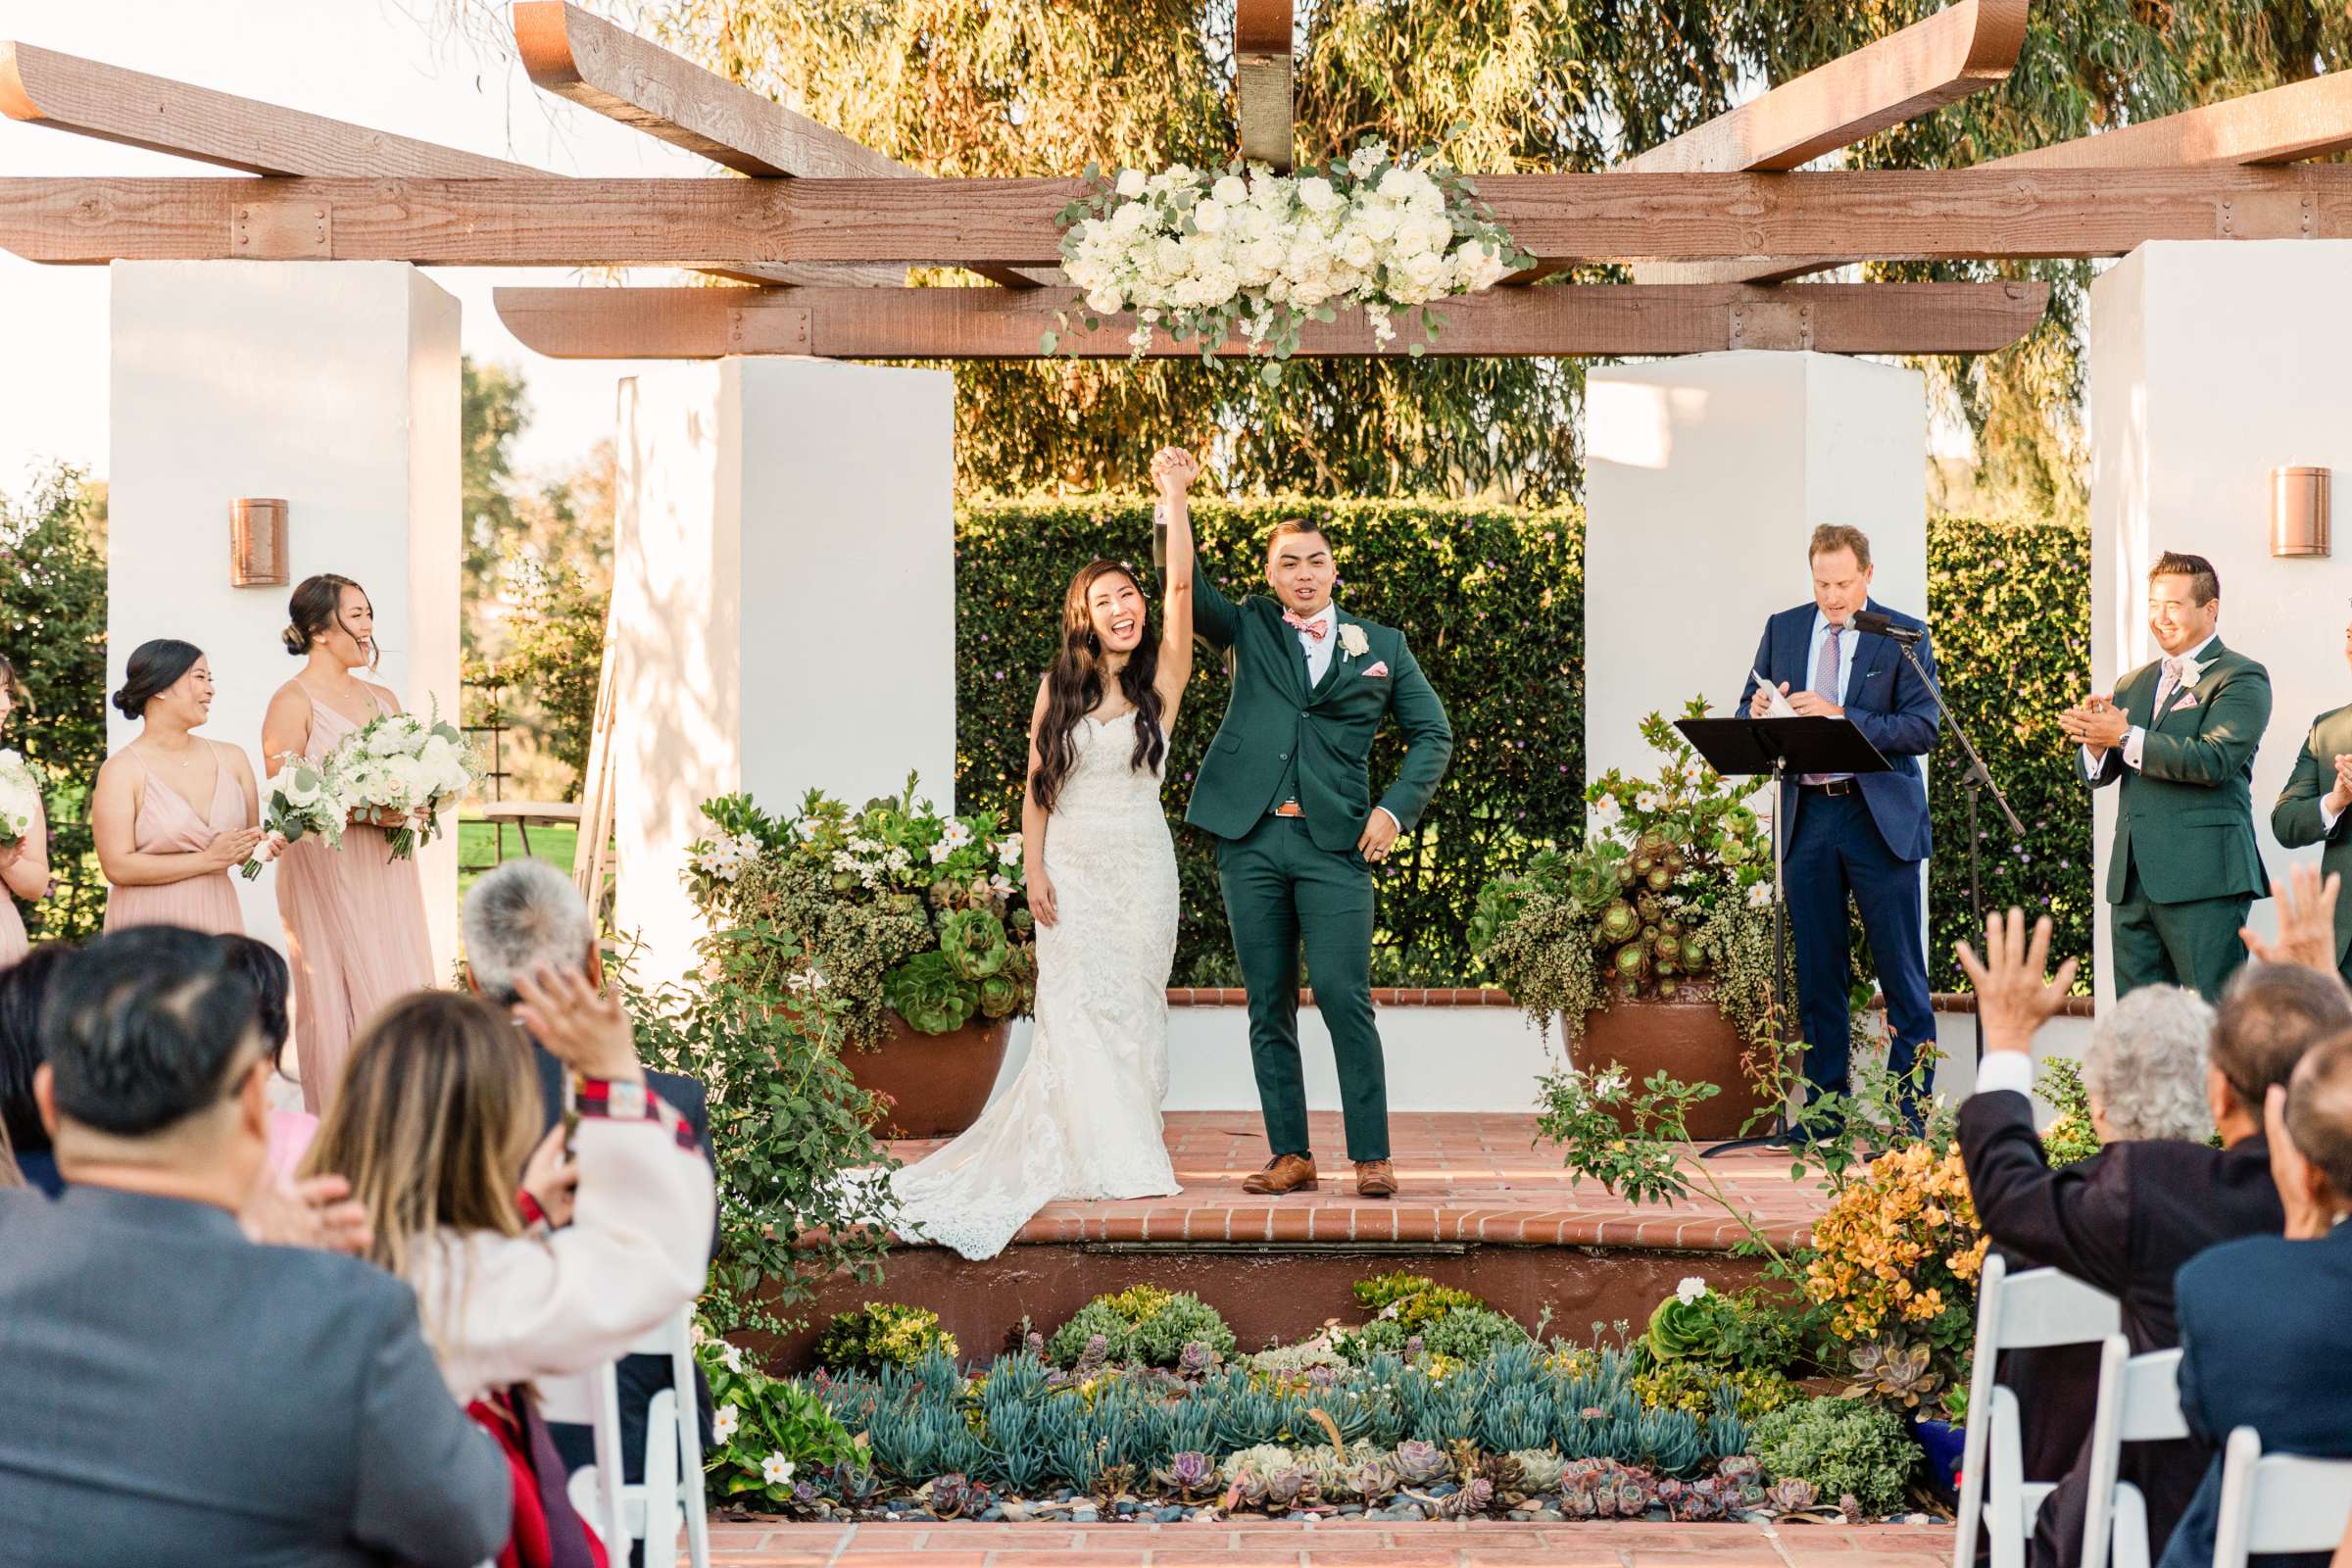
890;710;1181;1259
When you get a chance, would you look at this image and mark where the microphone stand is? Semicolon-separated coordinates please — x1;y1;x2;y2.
1878;624;2026;1079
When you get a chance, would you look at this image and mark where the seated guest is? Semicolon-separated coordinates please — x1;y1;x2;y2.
2080;985;2218;1143
217;933;316;1178
0;926;509;1566
2158;1031;2352;1568
1955;886;2352;1568
304;982;712;1568
0;945;76;1197
462;858;718;1494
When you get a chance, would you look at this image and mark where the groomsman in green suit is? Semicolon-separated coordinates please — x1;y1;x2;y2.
2063;551;2272;1001
1185;513;1453;1199
2270;614;2352;988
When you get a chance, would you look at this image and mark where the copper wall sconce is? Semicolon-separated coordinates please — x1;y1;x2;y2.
230;498;288;586
2271;467;2331;560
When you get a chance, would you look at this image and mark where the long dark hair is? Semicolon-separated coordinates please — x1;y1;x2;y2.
283;573;375;667
112;639;205;720
1029;560;1165;814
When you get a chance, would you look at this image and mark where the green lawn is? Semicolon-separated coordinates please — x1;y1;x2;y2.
456;818;579;904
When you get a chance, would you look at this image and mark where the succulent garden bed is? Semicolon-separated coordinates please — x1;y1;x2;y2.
694;1274;1953;1529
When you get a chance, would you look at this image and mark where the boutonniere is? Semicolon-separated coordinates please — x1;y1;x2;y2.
1337;623;1370;661
2177;661;2204;690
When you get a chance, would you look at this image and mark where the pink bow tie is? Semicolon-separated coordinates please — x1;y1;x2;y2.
1283;612;1329;641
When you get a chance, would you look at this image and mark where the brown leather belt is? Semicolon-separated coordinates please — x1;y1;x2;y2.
1272;802;1305;818
1800;779;1859;797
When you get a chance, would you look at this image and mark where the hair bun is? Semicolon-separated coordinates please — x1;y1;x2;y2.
110;683;142;719
280;623;308;657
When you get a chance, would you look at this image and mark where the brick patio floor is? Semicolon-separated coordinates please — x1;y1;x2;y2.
883;1111;1830;1252
696;1518;1953;1566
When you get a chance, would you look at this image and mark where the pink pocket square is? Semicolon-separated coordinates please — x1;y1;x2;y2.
1361;662;1391;679
2170;693;2198;713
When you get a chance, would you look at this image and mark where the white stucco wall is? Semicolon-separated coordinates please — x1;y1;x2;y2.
108;261;462;967
612;358;956;982
2088;242;2352;1003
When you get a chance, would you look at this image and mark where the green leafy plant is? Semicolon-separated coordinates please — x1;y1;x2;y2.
2038;1056;2102;1167
816;1303;960;1374
1631;1361;1797;1422
697;1334;861;1507
1750;1396;1921;1516
1046;1286;1237;1368
623;941;898;1338
1474;701;1780;1052
684;776;1036;1047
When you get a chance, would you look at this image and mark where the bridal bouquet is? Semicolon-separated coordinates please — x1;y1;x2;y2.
1050;137;1532;378
240;755;353;879
327;700;483;860
0;749;42;848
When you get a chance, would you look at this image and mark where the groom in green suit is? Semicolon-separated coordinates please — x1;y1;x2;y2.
2271;613;2352;989
1187;516;1453;1198
2064;551;2272;1001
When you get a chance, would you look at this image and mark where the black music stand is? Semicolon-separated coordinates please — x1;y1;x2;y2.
1675;714;1893;1155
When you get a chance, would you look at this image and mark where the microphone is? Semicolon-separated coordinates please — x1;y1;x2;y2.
1851;610;1924;646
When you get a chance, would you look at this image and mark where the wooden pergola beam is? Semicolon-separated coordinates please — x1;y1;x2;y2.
1660;61;2352;286
2;168;2344;269
492;280;2051;360
1987;71;2352;170
0;38;536;177
510;1;1034;290
1503;0;2028;286
1234;0;1294;172
0;37;880;289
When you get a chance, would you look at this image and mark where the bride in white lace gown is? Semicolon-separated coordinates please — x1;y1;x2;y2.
892;448;1202;1259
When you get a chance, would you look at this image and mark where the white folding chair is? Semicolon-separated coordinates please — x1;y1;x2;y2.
2080;1340;2185;1568
2211;1426;2352;1568
1953;1254;2124;1568
538;1363;625;1558
541;1306;710;1568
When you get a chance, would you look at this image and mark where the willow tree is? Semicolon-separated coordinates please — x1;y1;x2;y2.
457;0;2347;510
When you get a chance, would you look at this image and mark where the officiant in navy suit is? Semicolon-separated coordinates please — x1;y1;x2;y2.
1739;524;1940;1134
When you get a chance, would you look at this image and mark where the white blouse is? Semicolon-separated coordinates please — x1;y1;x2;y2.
407;1098;717;1405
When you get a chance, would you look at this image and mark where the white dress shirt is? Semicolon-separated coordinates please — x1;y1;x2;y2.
2083;631;2219;776
1285;602;1399;837
1973;1049;2036;1100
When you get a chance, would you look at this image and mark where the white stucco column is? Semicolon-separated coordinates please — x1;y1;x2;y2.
612;358;956;982
2087;241;2352;1003
108;261;463;967
1584;352;1930;788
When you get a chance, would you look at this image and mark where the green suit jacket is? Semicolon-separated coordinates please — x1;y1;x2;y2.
2082;639;2272;906
2271;701;2352;966
1184;560;1454;855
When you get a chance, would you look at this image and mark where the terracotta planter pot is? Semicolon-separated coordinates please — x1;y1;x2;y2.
1574;991;1776;1142
840;1012;1013;1139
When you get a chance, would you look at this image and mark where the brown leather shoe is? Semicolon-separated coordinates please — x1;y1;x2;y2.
1242;1153;1318;1195
1354;1159;1398;1199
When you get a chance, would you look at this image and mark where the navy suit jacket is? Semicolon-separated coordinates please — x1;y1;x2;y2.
2155;1223;2352;1568
1740;599;1939;862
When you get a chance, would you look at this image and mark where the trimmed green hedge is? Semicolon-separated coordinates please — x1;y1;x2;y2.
1923;515;2095;991
955;501;2093;988
956;498;1584;986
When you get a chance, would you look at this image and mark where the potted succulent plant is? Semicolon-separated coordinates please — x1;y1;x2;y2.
1470;702;1781;1140
685;776;1035;1138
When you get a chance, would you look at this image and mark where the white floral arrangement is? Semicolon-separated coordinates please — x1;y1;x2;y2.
327;699;483;861
0;749;42;848
242;755;355;880
1049;137;1533;380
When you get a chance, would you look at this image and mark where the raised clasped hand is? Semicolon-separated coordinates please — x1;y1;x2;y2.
1149;446;1200;498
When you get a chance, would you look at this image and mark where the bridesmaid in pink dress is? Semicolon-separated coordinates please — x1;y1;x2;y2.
0;655;52;967
263;573;436;1114
91;640;266;940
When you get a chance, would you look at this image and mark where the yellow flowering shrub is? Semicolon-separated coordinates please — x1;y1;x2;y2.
1802;1142;1987;1372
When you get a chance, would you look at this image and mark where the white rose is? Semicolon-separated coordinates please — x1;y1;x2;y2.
1212;173;1249;207
1377;169;1418;202
1338;230;1376;269
1115;169;1148;198
1356;203;1400;242
276;768;320;809
1297;176;1341;214
1086;287;1124;316
1402;250;1445;288
1111;200;1152;236
1193;198;1226;233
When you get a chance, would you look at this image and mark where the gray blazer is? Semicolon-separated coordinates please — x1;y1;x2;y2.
0;1185;511;1566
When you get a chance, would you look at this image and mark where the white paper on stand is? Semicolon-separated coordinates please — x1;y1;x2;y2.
1749;671;1799;719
